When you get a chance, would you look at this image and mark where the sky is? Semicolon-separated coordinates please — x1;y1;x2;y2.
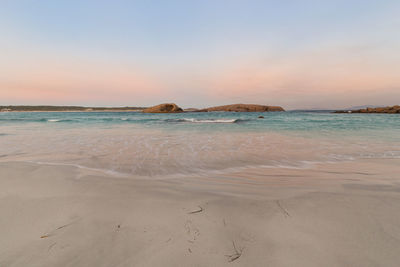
1;0;399;109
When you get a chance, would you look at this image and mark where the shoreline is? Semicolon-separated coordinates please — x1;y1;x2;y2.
0;109;144;113
2;157;398;180
0;110;144;113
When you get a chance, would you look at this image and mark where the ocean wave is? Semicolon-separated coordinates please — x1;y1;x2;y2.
46;119;75;122
165;118;247;123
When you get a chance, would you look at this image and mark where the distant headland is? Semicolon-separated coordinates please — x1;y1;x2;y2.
334;105;400;114
0;105;145;112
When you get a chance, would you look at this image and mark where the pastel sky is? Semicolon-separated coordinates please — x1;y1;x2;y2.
1;0;399;109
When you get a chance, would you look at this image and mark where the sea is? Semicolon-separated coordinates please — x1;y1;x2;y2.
0;111;399;177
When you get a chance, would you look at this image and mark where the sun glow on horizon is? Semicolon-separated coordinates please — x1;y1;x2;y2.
1;0;399;109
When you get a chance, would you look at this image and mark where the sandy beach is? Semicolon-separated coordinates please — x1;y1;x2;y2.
2;0;400;265
1;159;400;266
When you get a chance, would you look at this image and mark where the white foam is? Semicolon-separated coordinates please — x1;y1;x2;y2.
2;125;399;177
176;118;239;123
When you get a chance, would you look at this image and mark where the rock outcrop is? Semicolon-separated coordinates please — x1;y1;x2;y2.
142;103;183;113
183;108;199;112
335;105;400;114
198;104;284;112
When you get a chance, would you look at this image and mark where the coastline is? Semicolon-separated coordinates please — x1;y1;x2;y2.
0;103;286;113
1;159;400;266
0;110;144;113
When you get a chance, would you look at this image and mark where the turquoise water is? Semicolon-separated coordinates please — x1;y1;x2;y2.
1;111;399;133
0;111;399;176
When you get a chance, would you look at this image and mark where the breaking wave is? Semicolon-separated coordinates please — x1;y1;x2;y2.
165;118;247;123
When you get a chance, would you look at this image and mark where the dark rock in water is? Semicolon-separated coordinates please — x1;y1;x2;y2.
142;103;183;113
198;104;285;112
334;105;400;114
258;116;264;118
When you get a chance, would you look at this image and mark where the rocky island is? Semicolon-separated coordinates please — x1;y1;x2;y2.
198;104;285;112
335;105;400;114
142;103;183;113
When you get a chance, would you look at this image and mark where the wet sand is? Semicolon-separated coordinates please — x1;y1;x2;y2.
1;159;400;266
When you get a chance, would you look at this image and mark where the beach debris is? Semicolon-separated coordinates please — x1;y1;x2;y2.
226;241;243;262
276;200;290;217
188;206;203;214
188;248;192;253
258;116;264;118
40;221;77;239
185;220;200;243
55;223;71;230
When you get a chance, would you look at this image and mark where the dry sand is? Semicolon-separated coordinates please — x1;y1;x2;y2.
1;159;400;266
